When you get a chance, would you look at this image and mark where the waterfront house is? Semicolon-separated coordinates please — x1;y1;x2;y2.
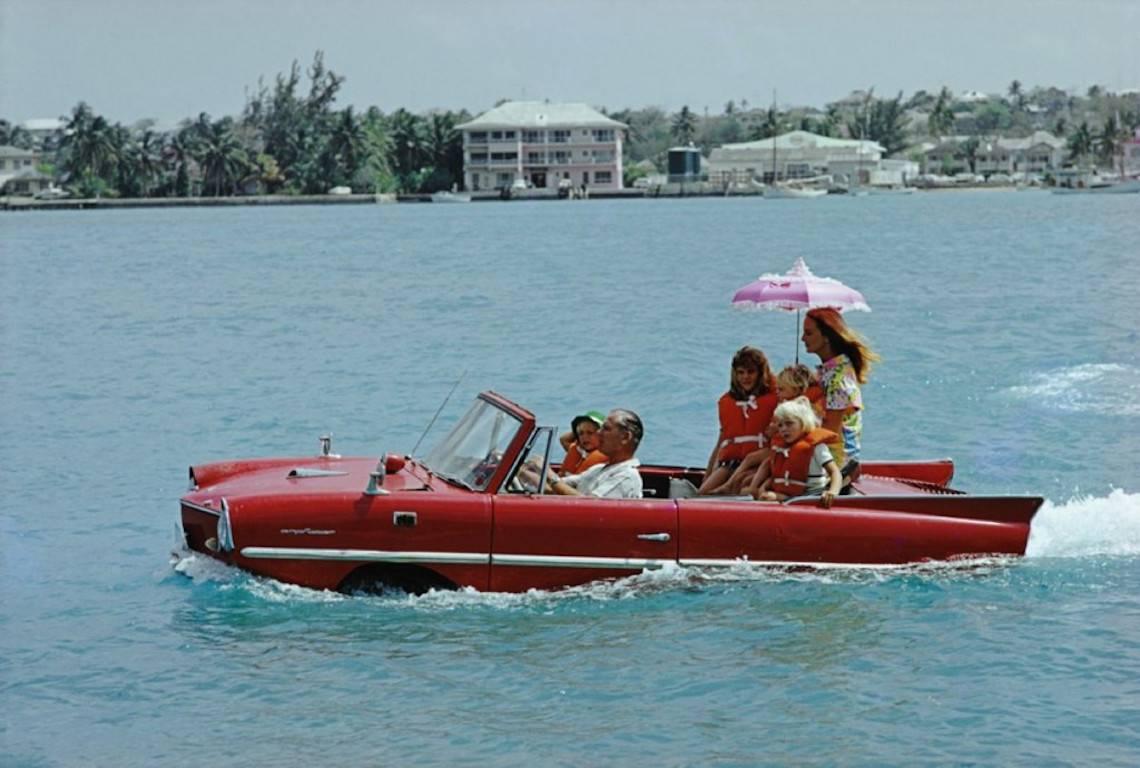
456;101;627;192
921;132;1065;177
706;130;889;186
1;169;53;196
0;145;41;191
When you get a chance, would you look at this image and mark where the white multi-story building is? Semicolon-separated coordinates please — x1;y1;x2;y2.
456;101;626;191
706;131;886;185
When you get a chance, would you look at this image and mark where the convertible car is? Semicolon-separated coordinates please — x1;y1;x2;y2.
179;392;1043;594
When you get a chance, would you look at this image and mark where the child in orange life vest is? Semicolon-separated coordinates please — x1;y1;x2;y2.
716;363;821;495
698;346;778;494
755;396;842;508
558;411;607;476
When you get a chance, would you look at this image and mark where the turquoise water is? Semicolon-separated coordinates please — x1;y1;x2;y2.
2;193;1138;766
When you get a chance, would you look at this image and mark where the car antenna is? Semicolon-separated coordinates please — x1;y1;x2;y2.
411;370;467;457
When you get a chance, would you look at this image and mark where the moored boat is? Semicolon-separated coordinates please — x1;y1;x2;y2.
764;183;828;199
1051;178;1140;194
179;392;1043;594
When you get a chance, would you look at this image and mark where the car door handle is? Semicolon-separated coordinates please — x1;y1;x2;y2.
637;532;671;542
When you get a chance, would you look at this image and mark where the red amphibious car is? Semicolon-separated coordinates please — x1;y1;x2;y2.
179;392;1043;594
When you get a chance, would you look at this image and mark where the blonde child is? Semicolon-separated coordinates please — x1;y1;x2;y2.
754;396;842;508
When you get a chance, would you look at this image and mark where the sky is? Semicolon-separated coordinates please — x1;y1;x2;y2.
2;0;1138;126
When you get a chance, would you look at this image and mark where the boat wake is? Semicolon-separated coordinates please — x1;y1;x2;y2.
1026;489;1140;558
1005;363;1140;416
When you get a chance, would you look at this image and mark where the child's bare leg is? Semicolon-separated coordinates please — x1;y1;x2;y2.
698;466;731;494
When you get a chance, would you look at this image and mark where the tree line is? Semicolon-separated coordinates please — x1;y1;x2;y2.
2;53;468;198
619;82;1138;183
3;54;1138;197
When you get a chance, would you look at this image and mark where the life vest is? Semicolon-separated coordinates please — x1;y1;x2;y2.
561;443;607;476
717;391;778;461
806;384;825;409
769;427;838;496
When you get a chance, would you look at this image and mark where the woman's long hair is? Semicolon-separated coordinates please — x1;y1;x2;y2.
729;346;777;399
806;308;880;384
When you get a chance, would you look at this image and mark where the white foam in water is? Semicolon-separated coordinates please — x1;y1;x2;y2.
1006;363;1140;416
170;549;241;583
1026;489;1140;558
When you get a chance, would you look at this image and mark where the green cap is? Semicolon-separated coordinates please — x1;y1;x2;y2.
571;410;606;435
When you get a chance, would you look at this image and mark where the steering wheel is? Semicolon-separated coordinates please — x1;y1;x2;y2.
470;451;502;488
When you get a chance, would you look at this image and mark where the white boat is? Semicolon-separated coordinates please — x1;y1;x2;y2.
431;190;472;203
764;184;828;199
761;89;827;200
1052;178;1140;195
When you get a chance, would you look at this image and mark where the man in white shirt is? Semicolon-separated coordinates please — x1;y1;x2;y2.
546;409;644;499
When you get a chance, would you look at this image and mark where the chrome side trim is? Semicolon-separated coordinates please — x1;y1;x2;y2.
237;547;668;571
680;557;915;570
240;547;490;565
182;500;221;518
491;553;668;570
237;548;924;571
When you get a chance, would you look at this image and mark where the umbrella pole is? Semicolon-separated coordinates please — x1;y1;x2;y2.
794;309;800;364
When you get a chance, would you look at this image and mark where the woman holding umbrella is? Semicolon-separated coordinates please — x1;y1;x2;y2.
801;307;879;468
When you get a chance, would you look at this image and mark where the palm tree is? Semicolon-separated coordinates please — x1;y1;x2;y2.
928;86;955;139
1095;114;1127;172
163;128;195;197
1067;121;1094;164
749;105;782;141
671;105;698;144
191;113;249;196
60;102;119;182
129;129;163;197
423;111;464;188
325;106;369;185
388;108;424;183
1008;80;1025;110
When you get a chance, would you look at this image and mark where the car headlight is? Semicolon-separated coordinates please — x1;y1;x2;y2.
217;499;235;553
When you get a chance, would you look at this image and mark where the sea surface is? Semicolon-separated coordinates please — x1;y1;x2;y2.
2;192;1138;766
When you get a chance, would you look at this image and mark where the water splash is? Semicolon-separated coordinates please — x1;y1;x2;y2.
1026;489;1140;558
1005;363;1140;416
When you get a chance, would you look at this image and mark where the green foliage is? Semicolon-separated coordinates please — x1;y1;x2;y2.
847;90;908;156
928;87;955;138
72;170;113;199
973;102;1012;134
189;113;250;196
622;163;650;188
1094;114;1127;168
1067;121;1094;162
609;107;671;167
671;106;698;144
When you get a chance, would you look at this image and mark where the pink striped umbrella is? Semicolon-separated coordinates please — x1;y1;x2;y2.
732;257;870;360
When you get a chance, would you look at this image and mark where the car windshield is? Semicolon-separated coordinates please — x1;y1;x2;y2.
421;398;524;491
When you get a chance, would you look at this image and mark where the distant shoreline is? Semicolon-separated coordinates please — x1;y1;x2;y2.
1;184;1027;212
